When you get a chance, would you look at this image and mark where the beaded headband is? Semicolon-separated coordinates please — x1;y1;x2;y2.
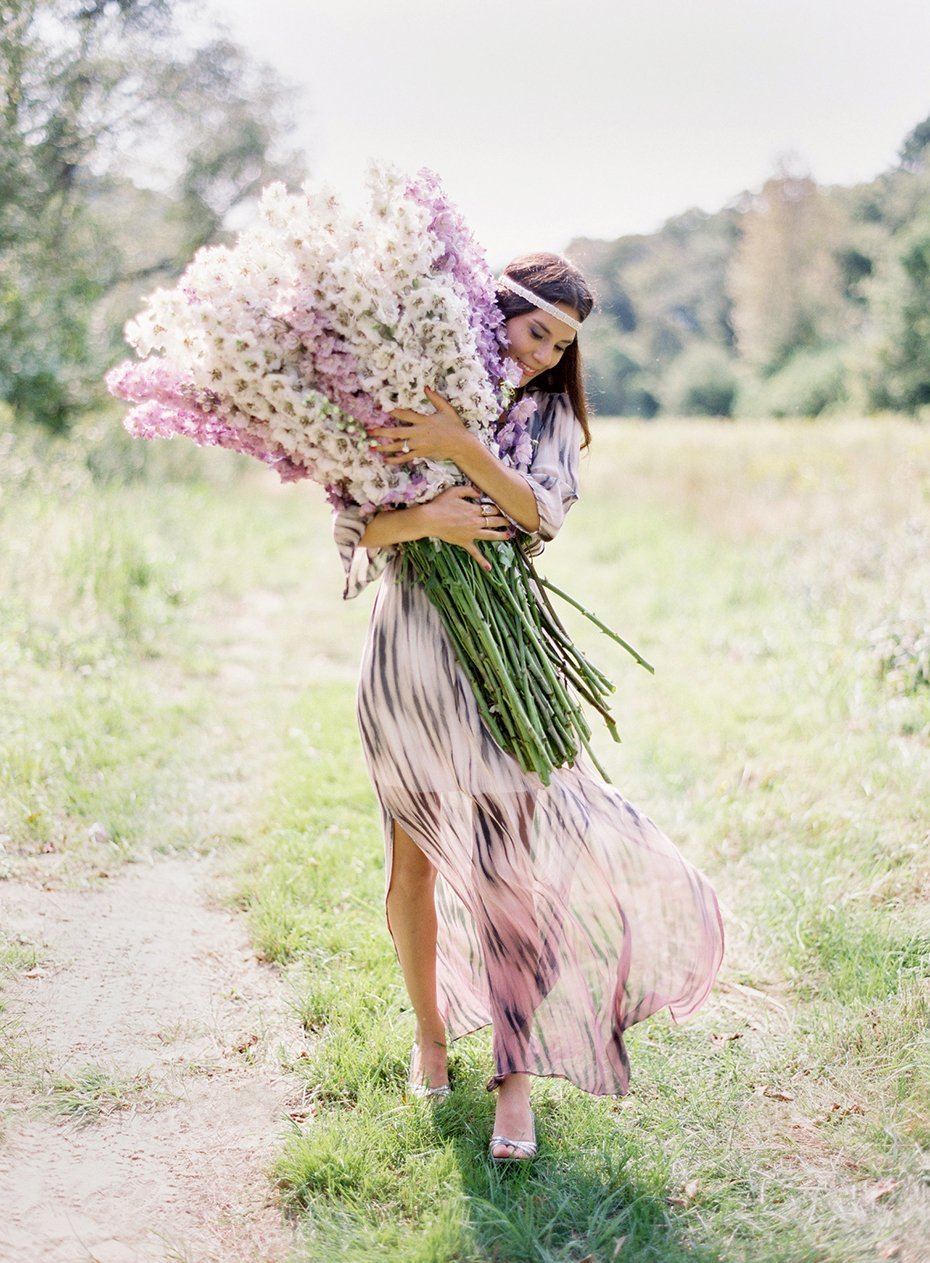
497;274;583;333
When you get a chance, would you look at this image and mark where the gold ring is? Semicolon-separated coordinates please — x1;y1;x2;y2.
481;503;492;517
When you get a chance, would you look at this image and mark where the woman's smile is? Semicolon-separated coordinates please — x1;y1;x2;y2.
504;307;579;383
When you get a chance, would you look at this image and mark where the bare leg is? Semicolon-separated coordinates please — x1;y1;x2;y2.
386;820;448;1088
492;1074;535;1159
387;817;533;1141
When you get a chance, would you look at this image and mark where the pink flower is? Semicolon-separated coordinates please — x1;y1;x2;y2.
108;363;309;483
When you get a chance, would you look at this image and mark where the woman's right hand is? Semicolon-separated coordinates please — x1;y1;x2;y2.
419;485;512;568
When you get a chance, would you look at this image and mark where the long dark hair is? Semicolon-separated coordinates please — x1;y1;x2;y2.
495;252;595;448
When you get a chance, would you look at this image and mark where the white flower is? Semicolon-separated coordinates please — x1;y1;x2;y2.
116;161;510;508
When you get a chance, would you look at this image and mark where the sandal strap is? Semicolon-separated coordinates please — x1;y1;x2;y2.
489;1134;538;1156
411;1083;452;1098
408;1044;451;1098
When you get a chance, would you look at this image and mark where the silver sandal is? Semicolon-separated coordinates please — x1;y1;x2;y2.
407;1043;452;1100
489;1110;537;1162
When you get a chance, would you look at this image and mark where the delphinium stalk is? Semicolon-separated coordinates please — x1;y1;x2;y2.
401;534;653;785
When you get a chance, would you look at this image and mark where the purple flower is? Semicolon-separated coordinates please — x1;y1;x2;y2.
495;397;538;472
405;169;513;412
283;303;388;433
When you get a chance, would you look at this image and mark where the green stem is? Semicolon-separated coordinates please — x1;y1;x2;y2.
402;535;634;784
533;569;655;674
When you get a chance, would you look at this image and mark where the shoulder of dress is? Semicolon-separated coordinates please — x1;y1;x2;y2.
527;388;570;405
527;389;572;421
547;395;581;440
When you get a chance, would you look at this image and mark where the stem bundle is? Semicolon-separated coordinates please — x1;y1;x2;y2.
400;537;654;785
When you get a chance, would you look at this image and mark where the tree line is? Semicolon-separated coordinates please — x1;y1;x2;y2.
3;4;928;429
569;117;930;418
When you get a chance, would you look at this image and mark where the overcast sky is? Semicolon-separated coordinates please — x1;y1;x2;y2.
203;0;930;267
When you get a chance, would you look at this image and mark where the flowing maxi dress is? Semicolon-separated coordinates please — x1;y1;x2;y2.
333;391;724;1096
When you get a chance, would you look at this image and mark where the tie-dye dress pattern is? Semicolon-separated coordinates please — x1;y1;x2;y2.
333;391;724;1095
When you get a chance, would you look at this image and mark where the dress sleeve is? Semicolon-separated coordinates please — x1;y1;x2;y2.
519;392;582;556
332;505;397;600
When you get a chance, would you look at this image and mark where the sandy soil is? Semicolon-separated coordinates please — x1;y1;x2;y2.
0;857;306;1263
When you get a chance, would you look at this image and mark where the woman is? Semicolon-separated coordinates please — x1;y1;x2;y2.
333;253;724;1163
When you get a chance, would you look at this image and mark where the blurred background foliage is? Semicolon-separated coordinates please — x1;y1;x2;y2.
1;0;929;429
569;120;930;419
0;0;303;429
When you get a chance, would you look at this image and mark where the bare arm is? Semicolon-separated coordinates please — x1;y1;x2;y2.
441;428;540;532
368;385;541;533
359;484;511;569
358;503;431;549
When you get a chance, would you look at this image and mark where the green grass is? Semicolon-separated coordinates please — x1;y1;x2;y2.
237;418;929;1262
0;938;39;977
0;413;352;880
239;685;927;1263
3;414;929;1260
41;1063;164;1121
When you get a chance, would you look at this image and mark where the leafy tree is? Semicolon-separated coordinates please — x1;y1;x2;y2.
661;344;739;417
0;0;303;427
619;206;739;364
566;237;637;331
570;206;737;416
868;212;930;412
900;111;930;173
726;164;851;374
736;346;849;418
578;316;659;418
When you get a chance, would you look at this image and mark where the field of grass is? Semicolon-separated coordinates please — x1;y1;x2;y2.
2;412;928;1262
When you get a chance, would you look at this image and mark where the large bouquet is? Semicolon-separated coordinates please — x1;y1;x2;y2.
108;165;649;783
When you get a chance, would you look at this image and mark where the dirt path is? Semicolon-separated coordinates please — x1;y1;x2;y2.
0;583;343;1262
0;856;306;1263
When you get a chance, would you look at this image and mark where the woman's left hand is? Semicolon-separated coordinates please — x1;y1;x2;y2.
369;386;470;464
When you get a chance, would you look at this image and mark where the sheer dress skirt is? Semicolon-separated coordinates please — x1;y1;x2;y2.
333;393;724;1096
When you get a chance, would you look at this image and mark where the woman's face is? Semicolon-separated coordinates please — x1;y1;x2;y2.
504;304;579;386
